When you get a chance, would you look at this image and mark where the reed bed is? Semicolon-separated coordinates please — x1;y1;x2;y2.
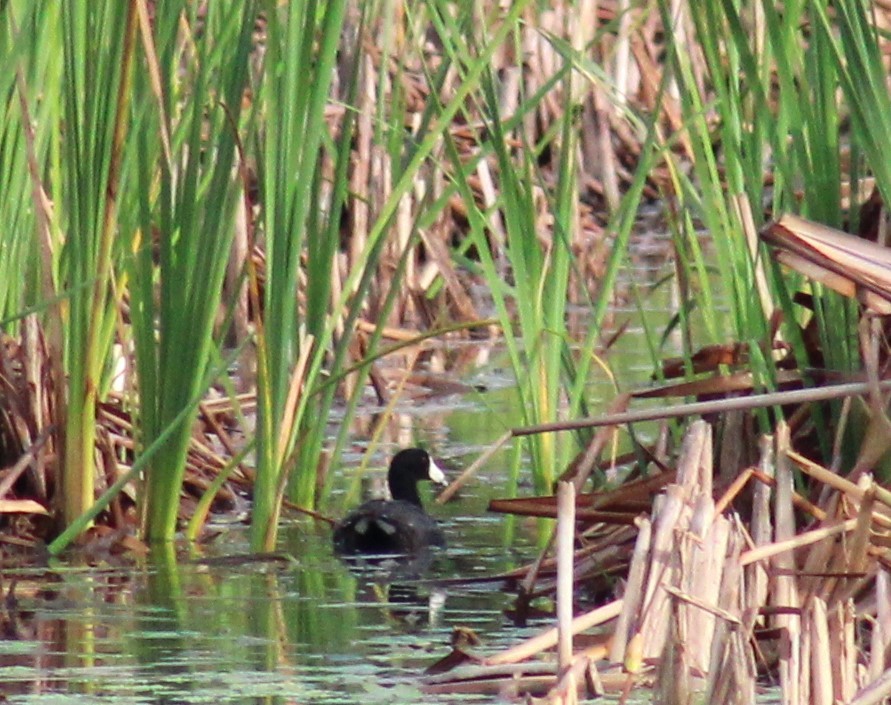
427;419;891;704
0;0;888;601
1;1;891;701
0;0;676;551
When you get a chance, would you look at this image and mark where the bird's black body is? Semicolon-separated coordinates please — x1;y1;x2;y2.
333;448;446;556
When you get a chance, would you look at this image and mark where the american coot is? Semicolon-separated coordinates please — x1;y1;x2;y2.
333;448;447;555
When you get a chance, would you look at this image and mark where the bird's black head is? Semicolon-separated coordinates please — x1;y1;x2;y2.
387;448;446;506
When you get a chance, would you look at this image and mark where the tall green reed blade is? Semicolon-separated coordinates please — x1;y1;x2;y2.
130;1;258;542
813;0;891;196
251;0;350;550
657;1;824;406
426;1;646;493
255;0;533;545
0;2;58;327
546;29;674;418
806;0;891;393
764;0;857;376
708;0;857;378
657;0;873;456
658;1;765;351
55;2;136;528
468;31;580;492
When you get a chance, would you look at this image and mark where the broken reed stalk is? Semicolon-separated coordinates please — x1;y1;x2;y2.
485;599;624;666
435;408;891;701
740;518;859;566
849;670;891;705
510;379;891;436
557;481;575;671
435;430;512;504
774;423;802;704
608;516;651;664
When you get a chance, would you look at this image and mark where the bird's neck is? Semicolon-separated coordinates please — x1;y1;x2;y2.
388;474;422;506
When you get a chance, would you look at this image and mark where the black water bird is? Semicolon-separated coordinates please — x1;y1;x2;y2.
333;448;447;555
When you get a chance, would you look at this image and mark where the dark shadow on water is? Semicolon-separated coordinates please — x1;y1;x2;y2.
333;546;439;580
335;548;449;631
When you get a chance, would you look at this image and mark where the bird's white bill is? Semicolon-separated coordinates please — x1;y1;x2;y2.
428;458;447;484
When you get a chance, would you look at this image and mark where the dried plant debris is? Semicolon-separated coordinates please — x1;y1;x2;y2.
431;421;891;704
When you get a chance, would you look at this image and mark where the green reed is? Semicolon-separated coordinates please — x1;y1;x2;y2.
127;2;258;542
250;0;352;550
59;3;133;526
430;3;622;492
8;0;891;553
655;0;889;461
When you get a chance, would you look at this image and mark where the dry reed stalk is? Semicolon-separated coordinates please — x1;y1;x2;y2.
799;507;847;606
609;516;652;664
550;536;630;593
556;393;632;488
714;466;755;517
747;468;828;521
546;653;594;705
625;421;754;700
773;423;802;705
830;482;877;607
748;434;774;622
516;380;891;437
557;481;576;672
484;599;624;667
225;190;251;389
763;214;891;315
474;159;507;267
685;511;729;672
849;668;891;705
788;449;891;519
629;33;689;155
832;601;857;702
585;656;605;697
738;193;775;323
676;418;713;495
519;530;556;601
418;224;479;321
471;524;634;595
870;570;891;683
435;431;511;504
422;661;566;697
809;597;832;705
638;484;685;656
705;526;755;705
349;52;373;274
661;509;741;700
655;613;687;705
423;660;633;698
22;317;52;460
868;612;888;686
0;430;52;506
740;518;859;567
799;612;813;705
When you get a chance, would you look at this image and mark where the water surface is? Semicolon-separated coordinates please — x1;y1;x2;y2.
1;475;549;703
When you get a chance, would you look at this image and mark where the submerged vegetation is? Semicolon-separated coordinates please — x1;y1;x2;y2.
4;0;891;699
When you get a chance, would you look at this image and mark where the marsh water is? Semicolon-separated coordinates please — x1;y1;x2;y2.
1;523;539;703
0;243;681;703
1;448;546;703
